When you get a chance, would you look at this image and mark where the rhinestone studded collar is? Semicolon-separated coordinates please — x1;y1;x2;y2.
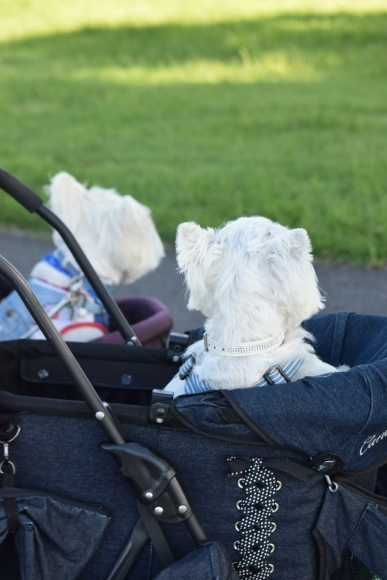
203;332;285;357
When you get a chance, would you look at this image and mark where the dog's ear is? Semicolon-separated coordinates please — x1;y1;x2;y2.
45;172;89;247
257;225;323;325
282;227;324;323
176;222;219;311
287;228;312;260
176;222;215;267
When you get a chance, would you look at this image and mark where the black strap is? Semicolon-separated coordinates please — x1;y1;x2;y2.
136;501;176;568
1;472;20;533
228;456;315;483
106;517;149;580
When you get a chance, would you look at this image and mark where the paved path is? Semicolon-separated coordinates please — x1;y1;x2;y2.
1;228;387;334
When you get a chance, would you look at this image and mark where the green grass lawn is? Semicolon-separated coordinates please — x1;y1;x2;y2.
0;1;386;264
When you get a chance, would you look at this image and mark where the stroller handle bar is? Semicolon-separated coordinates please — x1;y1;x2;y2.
0;167;43;213
0;168;140;346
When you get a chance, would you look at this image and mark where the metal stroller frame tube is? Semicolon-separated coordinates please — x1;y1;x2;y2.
0;167;140;346
0;254;207;575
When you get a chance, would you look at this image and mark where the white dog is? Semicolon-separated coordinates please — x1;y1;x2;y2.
0;172;165;341
166;216;343;397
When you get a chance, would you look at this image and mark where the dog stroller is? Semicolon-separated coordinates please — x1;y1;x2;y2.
1;257;387;580
1;173;387;579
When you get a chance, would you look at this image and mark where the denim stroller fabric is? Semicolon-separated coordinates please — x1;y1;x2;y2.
0;492;110;580
1;311;387;579
313;479;387;579
154;541;239;580
219;311;387;472
170;311;387;579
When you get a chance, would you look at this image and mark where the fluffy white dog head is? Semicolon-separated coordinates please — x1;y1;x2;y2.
177;216;323;340
45;172;165;284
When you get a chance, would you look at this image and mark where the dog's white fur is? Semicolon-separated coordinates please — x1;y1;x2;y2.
8;172;164;341
32;172;165;285
167;216;342;397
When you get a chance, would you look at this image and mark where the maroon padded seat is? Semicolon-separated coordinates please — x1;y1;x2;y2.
92;296;173;347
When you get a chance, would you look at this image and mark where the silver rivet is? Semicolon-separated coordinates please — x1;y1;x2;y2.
156;418;164;424
178;504;188;514
37;369;49;380
172;356;180;363
145;492;153;500
95;411;105;420
156;407;166;416
154;506;163;516
121;374;132;385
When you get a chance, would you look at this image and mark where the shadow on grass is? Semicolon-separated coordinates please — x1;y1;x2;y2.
1;12;387;76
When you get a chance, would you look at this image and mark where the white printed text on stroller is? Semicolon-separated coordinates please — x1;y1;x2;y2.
360;430;387;455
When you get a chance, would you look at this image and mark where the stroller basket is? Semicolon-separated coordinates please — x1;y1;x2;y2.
1;256;387;579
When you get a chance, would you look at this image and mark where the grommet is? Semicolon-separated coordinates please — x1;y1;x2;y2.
271;502;279;513
235;521;241;531
237;478;245;488
275;480;282;490
269;543;275;553
268;563;275;573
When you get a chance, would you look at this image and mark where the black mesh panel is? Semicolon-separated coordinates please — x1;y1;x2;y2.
331;549;380;580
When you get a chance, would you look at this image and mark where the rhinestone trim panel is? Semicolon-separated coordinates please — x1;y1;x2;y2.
228;457;278;579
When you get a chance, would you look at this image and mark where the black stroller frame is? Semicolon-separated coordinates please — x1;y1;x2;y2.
0;170;210;578
0;254;207;578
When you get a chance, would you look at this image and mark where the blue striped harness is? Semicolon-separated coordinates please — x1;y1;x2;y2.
179;355;305;395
